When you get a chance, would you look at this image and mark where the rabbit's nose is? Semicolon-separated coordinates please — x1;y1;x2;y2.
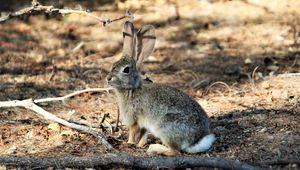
106;75;112;82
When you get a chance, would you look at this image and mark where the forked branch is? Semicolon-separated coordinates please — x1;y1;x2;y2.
0;1;132;26
0;88;114;150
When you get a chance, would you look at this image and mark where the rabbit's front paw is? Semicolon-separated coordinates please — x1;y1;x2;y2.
127;139;136;145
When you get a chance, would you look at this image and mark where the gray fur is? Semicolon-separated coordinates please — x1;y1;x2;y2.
123;21;136;57
106;21;214;153
135;25;156;68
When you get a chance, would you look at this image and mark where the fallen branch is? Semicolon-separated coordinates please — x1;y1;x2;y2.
0;99;114;150
0;1;132;26
0;153;266;169
0;88;115;150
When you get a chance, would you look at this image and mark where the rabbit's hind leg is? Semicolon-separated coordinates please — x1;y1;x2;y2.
127;123;140;144
146;144;179;156
136;129;148;148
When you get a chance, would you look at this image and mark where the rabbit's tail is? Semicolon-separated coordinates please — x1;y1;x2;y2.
184;134;216;153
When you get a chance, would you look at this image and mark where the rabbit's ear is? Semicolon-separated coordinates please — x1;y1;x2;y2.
135;25;156;68
123;21;136;57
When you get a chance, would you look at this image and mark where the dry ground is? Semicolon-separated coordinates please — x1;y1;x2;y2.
0;0;299;169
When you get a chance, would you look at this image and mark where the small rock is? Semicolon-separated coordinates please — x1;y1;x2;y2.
25;130;33;139
48;123;61;133
259;127;267;133
215;126;226;131
271;90;288;100
269;71;275;76
147;55;159;62
7;144;17;154
244;58;252;64
261;81;270;89
57;48;66;57
60;130;77;137
257;72;264;78
53;139;64;147
267;65;279;72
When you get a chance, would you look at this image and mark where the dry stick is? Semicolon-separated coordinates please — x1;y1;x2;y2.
34;88;112;103
277;73;300;78
69;119;101;129
0;3;130;26
0;99;114;150
113;108;120;133
205;81;232;95
0;153;266;169
68;119;113;130
99;113;114;134
72;41;85;53
47;66;57;82
100;113;109;124
251;66;259;89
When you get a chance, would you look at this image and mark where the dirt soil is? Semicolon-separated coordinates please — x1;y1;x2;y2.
0;0;299;169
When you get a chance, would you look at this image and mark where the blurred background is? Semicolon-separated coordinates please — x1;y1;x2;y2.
0;0;299;168
1;0;299;97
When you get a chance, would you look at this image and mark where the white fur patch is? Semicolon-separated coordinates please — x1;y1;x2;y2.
184;134;216;153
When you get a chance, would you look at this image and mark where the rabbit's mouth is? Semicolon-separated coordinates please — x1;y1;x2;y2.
107;80;118;87
106;75;118;87
107;79;141;90
106;76;126;89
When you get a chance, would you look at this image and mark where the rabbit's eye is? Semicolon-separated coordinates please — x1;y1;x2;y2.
122;66;130;74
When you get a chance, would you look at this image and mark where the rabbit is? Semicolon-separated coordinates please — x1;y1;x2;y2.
106;21;215;156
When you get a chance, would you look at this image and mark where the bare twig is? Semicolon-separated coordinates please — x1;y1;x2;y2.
291;55;298;67
191;79;210;89
68;119;112;129
0;99;114;150
277;73;300;78
98;112;114;134
113;108;120;133
34;87;112;103
251;66;259;88
0;153;265;169
100;113;110;124
205;81;232;95
243;0;274;13
0;2;132;26
174;0;181;20
68;119;100;128
72;41;85;53
47;66;57;82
